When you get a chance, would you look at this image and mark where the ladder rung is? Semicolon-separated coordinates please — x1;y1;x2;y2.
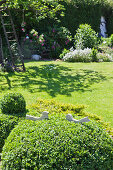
16;65;23;67
8;40;16;42
6;32;14;34
2;15;9;17
4;24;11;26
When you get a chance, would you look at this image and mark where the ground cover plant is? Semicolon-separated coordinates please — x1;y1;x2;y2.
1;113;113;169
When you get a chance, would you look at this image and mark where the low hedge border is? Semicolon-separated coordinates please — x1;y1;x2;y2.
1;115;113;169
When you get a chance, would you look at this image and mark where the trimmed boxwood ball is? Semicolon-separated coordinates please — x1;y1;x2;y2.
2;114;113;170
1;93;26;115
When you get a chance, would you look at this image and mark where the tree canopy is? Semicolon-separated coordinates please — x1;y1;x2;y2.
2;0;65;21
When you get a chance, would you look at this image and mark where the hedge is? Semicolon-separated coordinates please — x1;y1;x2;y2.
0;113;22;152
1;114;113;169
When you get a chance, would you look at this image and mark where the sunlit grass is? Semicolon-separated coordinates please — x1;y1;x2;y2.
0;61;113;127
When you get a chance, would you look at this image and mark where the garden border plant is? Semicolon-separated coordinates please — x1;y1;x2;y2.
1;92;26;115
1;114;113;169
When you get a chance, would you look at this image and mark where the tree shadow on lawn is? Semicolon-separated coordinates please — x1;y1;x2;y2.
0;64;106;97
0;72;15;91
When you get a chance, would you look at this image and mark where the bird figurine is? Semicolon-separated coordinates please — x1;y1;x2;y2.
26;111;49;121
66;114;90;123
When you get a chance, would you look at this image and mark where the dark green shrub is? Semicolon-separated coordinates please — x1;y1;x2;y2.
27;25;72;58
74;24;98;49
1;93;26;115
0;113;22;152
2;115;113;170
91;48;98;62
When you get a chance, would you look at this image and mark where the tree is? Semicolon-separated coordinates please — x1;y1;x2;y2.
4;0;65;22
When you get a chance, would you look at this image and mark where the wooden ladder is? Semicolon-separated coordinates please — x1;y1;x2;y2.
0;9;25;71
0;34;4;64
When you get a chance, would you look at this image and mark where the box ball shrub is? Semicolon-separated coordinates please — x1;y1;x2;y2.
2;116;113;170
74;24;98;49
1;93;26;115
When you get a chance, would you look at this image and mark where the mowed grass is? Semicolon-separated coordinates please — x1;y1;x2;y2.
0;61;113;127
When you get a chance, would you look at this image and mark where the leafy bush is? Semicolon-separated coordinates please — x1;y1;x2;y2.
2;115;113;170
91;48;98;62
74;24;98;49
30;98;87;116
63;48;93;62
109;34;113;47
0;113;23;152
22;25;72;59
97;53;113;62
1;93;26;115
59;48;70;59
100;37;111;47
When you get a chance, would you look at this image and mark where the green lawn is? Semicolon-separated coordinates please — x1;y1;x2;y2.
0;61;113;127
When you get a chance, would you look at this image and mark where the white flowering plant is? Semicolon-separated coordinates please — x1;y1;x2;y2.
63;48;93;62
97;53;113;62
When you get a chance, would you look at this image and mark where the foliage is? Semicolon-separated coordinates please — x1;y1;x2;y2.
0;112;23;152
30;98;87;116
44;25;72;58
59;48;70;59
63;48;93;62
0;59;14;72
29;98;113;135
100;37;111;47
22;25;72;58
91;48;98;62
5;0;65;22
2;115;113;169
74;24;98;49
1;93;26;115
97;53;113;62
109;34;113;47
61;0;113;36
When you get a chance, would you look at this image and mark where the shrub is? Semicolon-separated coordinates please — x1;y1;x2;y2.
97;53;113;62
0;113;22;152
1;93;26;115
63;48;92;62
31;98;87;116
2;115;113;170
91;48;98;62
109;34;113;47
22;25;72;59
74;24;98;49
59;48;70;59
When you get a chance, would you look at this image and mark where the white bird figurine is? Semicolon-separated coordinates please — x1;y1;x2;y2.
26;111;49;121
66;114;90;123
